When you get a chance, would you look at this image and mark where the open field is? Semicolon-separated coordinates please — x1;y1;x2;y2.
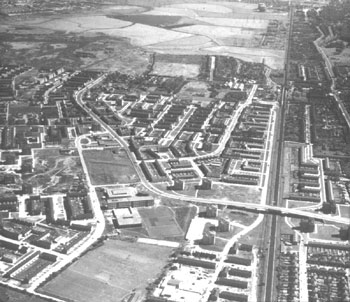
338;204;350;218
40;240;173;302
287;200;319;209
309;224;342;241
0;285;47;302
173;206;197;232
197;183;261;204
29;15;132;32
83;149;139;185
225;209;259;226
152;62;200;77
0;1;288;71
138;206;184;240
24;148;82;193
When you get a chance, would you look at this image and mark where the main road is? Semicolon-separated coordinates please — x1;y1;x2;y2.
264;4;293;302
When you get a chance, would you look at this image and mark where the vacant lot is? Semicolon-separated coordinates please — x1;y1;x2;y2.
338;205;350;218
0;284;47;302
309;224;341;241
27;148;82;193
83;149;139;185
152;62;200;78
197;183;261;204
138;206;184;240
40;240;173;302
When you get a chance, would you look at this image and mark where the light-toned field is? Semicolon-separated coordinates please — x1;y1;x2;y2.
152;62;200;77
176;25;256;39
323;46;350;65
338;204;350;218
142;7;199;18
40;240;173;302
5;1;288;70
197;183;261;203
196;17;269;28
179;80;210;97
309;224;341;241
28;15;132;32
166;3;233;13
7;42;43;50
89;23;192;46
150;35;215;50
206;46;285;69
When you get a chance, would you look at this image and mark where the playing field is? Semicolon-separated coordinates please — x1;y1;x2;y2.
82;149;139;185
138;206;184;240
40;240;173;302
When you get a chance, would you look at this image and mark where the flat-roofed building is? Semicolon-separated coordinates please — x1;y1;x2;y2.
113;208;142;228
105;187;135;199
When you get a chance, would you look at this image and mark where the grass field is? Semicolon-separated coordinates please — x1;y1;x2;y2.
138;206;184;240
40;240;173;302
82;149;139;185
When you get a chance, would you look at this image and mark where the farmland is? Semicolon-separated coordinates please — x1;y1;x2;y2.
40;240;173;302
82;149;139;185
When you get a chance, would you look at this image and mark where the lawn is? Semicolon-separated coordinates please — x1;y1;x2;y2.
138;206;184;240
40;240;173;302
82;149;139;185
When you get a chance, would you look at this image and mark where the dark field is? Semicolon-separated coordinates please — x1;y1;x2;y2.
82;149;139;185
138;206;184;240
109;14;182;27
0;285;47;302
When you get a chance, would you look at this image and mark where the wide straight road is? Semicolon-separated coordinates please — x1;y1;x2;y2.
264;4;293;302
